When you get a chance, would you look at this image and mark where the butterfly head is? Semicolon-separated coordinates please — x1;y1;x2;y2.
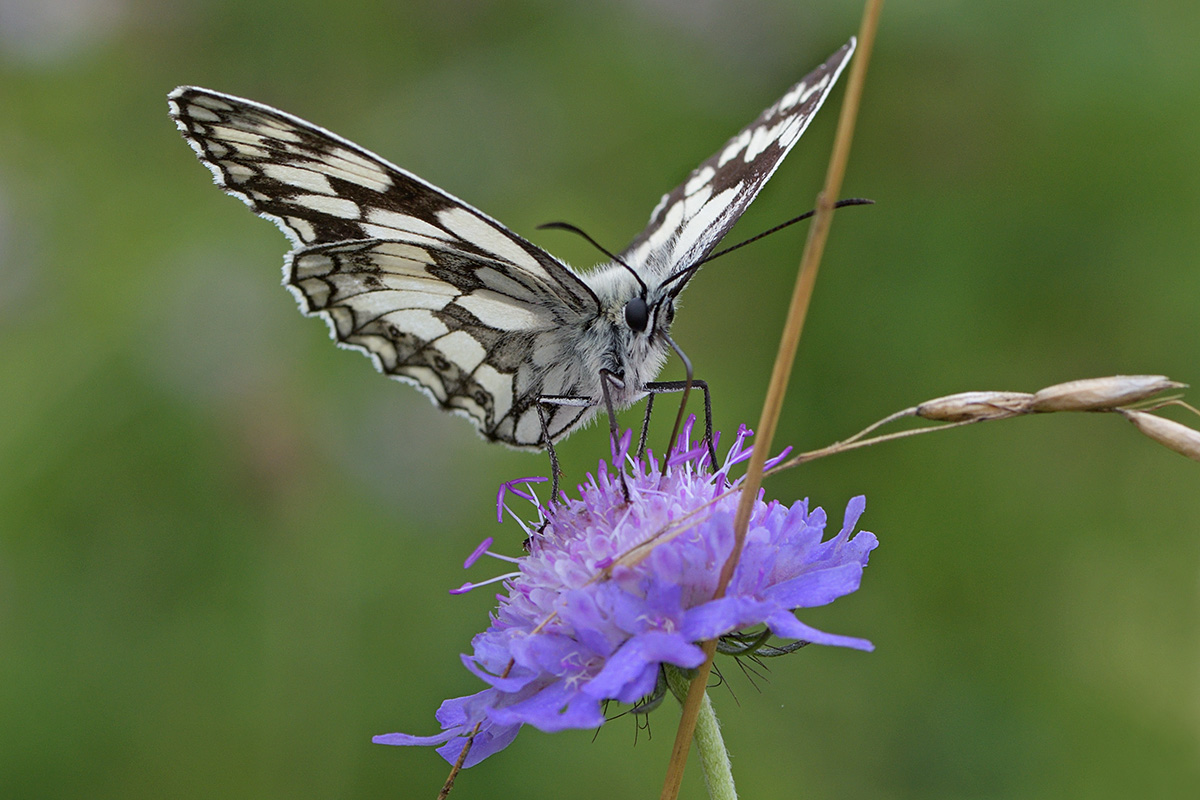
624;295;649;332
609;251;662;338
623;289;677;335
618;258;696;340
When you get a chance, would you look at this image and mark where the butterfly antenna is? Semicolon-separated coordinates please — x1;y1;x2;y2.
661;197;874;297
701;197;873;265
538;221;647;294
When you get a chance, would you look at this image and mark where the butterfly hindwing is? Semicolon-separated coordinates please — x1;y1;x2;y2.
287;238;591;446
620;39;856;277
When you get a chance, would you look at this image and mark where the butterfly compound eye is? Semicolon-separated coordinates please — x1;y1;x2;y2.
624;297;649;333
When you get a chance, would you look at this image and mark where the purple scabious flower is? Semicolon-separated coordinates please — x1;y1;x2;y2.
374;420;878;767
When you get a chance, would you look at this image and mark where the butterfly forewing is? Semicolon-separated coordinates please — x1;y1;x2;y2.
620;39;855;277
168;87;598;311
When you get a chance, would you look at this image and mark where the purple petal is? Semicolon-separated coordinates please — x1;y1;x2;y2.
764;561;868;609
488;681;606;732
557;589;622;656
585;631;705;701
435;721;521;768
681;595;776;641
508;633;591;677
374;690;525;768
373;730;458;747
842;495;867;535
766;610;874;651
461;653;538;693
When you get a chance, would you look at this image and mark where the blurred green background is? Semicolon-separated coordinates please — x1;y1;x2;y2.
2;1;1197;797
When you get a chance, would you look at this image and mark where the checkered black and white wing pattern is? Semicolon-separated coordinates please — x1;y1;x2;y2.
620;38;855;278
286;238;595;446
167;87;596;310
168;86;600;447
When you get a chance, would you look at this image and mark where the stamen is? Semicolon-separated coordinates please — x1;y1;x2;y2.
763;446;794;471
667;441;708;469
501;505;536;537
495;476;549;521
610;428;633;466
720;425;755;473
449;572;520;595
464;537;494;568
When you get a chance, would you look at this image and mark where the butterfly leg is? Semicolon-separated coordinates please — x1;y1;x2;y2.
597;369;625;449
536;403;563;501
637;392;655;460
643;379;717;469
536;394;595;502
598;369;632;501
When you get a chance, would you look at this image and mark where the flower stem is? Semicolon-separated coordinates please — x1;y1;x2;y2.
693;686;738;799
661;640;716;799
665;666;737;800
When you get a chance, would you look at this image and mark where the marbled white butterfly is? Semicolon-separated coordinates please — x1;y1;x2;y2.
169;39;854;461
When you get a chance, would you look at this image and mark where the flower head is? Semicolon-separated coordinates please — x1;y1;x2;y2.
374;420;878;767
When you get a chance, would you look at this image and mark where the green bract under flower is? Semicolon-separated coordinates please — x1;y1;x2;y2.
375;420;878;767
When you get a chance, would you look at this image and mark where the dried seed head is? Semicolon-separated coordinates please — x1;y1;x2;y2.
1119;410;1200;462
1031;375;1185;412
915;391;1035;422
